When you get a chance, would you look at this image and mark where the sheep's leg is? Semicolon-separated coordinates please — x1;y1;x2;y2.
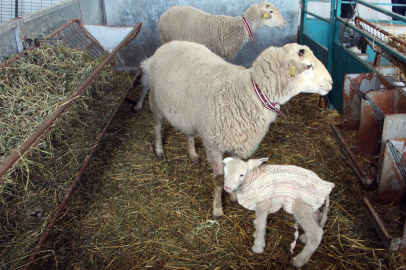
159;29;169;44
149;91;165;160
133;86;149;111
252;200;271;254
292;200;323;268
186;135;200;163
205;147;224;217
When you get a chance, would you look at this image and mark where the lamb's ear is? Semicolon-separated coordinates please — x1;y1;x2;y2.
247;158;268;170
286;59;307;77
261;9;273;19
222;157;235;165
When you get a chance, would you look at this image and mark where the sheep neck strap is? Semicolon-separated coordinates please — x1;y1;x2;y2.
242;17;255;45
252;79;286;118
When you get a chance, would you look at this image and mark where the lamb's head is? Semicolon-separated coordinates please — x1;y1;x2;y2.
245;2;286;29
283;43;333;96
223;157;268;193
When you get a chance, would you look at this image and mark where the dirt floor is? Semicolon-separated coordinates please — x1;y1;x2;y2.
29;88;406;269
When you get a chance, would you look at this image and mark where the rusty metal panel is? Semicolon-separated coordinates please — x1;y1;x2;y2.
342;73;393;130
377;138;406;204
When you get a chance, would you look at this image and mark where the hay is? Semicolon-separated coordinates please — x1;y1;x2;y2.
0;43;132;269
23;90;406;269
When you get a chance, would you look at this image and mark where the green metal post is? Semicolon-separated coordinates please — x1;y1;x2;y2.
14;0;18;18
327;0;338;73
299;0;308;45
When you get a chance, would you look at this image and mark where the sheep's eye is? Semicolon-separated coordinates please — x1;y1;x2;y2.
306;64;313;70
269;10;273;13
239;174;244;177
298;49;305;57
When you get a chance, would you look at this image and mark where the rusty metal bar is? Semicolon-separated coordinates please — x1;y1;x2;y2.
363;198;392;249
330;123;377;187
0;22;142;184
23;69;142;270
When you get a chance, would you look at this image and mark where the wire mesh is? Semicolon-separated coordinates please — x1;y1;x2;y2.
0;0;64;25
387;140;406;185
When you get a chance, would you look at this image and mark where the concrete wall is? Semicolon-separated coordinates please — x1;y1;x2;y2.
0;0;103;61
105;0;301;68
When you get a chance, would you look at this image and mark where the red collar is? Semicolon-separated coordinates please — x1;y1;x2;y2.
252;79;286;117
242;17;255;45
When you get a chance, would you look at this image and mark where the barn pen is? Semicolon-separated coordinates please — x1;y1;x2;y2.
0;0;406;269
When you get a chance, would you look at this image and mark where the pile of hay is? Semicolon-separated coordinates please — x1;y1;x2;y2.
25;89;406;269
0;43;132;268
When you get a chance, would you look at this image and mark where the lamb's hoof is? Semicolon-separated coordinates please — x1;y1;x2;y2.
299;234;307;244
292;254;308;268
230;200;239;208
252;245;264;254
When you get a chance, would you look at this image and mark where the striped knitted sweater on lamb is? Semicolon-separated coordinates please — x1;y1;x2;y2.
236;165;335;214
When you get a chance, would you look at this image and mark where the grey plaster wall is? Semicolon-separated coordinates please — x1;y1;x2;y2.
0;28;19;62
105;0;300;68
23;0;104;39
0;0;103;61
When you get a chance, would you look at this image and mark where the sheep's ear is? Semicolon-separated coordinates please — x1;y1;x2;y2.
247;158;268;170
286;59;307;77
222;157;235;165
261;9;273;19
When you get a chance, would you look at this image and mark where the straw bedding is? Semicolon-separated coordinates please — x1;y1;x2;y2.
22;89;406;269
1;44;405;268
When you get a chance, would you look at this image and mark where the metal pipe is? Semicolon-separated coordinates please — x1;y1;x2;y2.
22;69;142;269
305;11;330;23
0;22;142;183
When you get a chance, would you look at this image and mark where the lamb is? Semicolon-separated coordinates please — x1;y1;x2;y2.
142;40;333;217
222;157;335;268
133;2;286;111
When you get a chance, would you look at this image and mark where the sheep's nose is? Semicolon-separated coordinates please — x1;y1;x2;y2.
224;186;231;192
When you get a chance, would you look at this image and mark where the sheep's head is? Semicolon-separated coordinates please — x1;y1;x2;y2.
245;2;285;29
259;2;285;29
223;157;268;193
283;44;333;96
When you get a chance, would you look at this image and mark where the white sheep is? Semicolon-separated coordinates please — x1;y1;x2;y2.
133;2;286;111
222;157;335;268
142;40;333;217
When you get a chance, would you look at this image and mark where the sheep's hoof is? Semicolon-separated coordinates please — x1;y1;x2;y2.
133;103;142;111
155;152;165;161
189;155;201;164
213;207;223;217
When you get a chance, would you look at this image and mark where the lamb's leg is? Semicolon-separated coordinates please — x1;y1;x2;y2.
133;86;149;111
252;200;271;254
205;147;224;217
186;135;200;163
149;91;165;160
292;200;323;268
299;210;322;244
229;191;238;206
